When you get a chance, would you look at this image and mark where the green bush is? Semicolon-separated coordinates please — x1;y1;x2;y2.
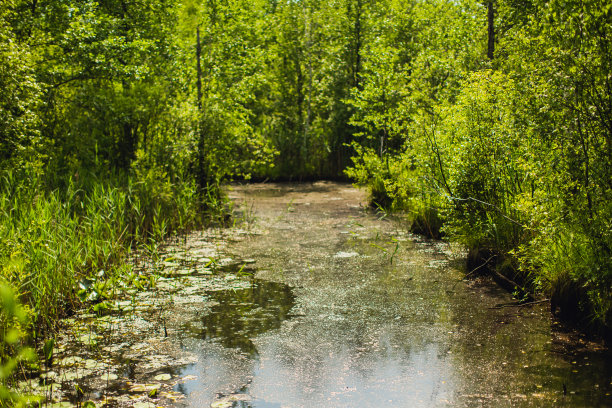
0;284;37;407
440;71;531;254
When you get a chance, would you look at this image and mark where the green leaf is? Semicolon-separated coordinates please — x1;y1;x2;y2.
43;338;55;362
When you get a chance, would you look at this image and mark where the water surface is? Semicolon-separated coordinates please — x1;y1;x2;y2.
171;182;611;407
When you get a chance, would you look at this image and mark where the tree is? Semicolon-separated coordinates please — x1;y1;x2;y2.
0;0;41;168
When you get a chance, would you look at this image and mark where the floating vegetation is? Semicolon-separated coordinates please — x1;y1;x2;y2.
21;229;281;407
210;393;252;408
13;183;610;408
333;251;360;258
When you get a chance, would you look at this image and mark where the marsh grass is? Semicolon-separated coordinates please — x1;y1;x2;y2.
0;169;216;368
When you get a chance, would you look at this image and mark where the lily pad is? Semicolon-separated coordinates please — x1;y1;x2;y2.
129;383;161;393
132;402;153;408
60;356;82;366
61;371;82;382
84;359;99;369
49;402;75;408
41;370;58;380
210;400;233;408
161;391;185;402
153;373;171;381
77;333;99;345
100;373;118;381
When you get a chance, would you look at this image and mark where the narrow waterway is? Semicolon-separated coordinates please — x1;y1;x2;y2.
37;181;610;408
172;182;610;407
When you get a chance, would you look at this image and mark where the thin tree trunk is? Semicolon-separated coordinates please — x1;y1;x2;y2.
304;5;313;169
487;1;495;59
196;26;203;112
577;116;593;218
296;48;304;175
354;0;362;89
196;26;207;188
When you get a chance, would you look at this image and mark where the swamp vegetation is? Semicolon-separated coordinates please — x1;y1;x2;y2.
6;182;612;407
0;0;611;405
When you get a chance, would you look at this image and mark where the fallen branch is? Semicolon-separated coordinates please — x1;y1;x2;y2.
451;255;495;291
489;268;534;301
464;255;495;279
489;299;550;309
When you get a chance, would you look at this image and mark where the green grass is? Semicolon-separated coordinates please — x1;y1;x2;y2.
0;169;213;352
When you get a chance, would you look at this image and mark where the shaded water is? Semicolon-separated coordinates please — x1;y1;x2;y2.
185;280;295;355
171;182;611;407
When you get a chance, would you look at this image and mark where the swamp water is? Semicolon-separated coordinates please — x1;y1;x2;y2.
26;182;610;407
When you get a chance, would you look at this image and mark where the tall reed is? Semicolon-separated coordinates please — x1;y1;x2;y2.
0;168;206;346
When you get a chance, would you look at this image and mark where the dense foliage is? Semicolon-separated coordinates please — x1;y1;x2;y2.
345;0;612;335
1;0;610;393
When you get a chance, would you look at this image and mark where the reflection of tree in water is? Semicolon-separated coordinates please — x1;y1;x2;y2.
230;399;282;408
200;280;295;355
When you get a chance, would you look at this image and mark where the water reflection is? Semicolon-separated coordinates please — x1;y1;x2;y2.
185;280;295;355
177;183;611;408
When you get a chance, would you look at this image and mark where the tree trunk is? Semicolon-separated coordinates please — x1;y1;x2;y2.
196;26;207;189
196;26;203;112
487;1;495;60
303;5;313;173
354;0;363;89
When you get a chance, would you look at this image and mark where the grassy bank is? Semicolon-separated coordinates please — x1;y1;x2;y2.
0;168;221;398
